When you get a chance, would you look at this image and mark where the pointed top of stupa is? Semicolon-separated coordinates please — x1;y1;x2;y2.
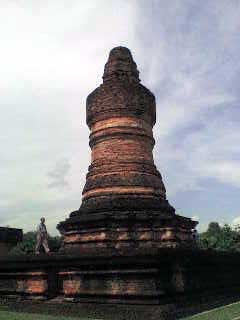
103;46;140;83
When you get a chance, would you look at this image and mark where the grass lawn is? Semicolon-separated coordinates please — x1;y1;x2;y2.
0;307;98;320
182;301;240;320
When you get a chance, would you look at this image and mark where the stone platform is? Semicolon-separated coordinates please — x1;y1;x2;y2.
1;248;240;319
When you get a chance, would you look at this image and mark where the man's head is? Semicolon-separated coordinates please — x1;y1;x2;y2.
40;217;45;224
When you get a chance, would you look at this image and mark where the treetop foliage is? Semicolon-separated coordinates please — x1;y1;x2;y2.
199;222;240;252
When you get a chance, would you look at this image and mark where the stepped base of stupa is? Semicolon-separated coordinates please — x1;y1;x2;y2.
58;206;196;255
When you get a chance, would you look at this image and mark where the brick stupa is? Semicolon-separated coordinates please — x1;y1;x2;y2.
57;47;197;254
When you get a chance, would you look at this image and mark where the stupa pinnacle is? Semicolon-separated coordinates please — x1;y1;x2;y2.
57;46;197;254
102;46;140;83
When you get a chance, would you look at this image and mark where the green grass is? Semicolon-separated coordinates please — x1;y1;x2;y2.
182;301;240;320
0;308;97;320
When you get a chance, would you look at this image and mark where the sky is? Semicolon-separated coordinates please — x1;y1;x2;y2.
0;0;239;235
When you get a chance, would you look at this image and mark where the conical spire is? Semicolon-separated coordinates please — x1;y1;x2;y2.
103;46;140;83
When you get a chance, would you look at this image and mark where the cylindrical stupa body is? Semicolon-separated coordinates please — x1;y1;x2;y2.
82;47;167;214
57;47;197;254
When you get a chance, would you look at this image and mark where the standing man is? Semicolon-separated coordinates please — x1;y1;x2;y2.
35;217;50;254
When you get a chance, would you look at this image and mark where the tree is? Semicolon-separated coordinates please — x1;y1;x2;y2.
198;222;240;252
207;222;221;235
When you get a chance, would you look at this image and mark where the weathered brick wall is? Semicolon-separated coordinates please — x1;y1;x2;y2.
1;249;240;306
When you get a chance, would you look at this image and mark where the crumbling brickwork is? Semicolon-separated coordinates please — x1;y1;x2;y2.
57;47;197;254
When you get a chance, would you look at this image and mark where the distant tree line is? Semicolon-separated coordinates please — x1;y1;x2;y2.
198;222;240;252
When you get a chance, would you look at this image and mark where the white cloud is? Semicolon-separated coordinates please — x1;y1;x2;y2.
47;158;70;189
232;216;240;228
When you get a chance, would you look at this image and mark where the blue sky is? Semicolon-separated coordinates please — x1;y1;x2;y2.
0;1;239;234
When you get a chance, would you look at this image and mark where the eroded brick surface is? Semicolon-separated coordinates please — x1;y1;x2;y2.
57;47;197;254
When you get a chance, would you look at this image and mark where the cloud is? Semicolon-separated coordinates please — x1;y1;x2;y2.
47;159;70;189
232;216;240;228
133;1;240;197
156;105;239;196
